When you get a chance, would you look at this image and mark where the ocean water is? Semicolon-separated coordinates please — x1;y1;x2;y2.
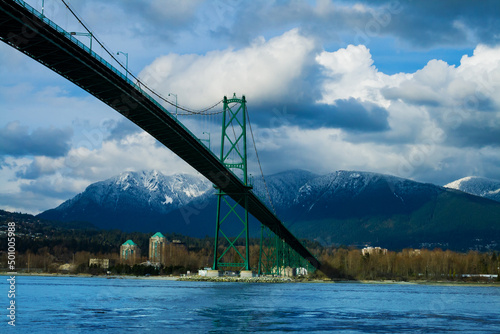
2;276;500;333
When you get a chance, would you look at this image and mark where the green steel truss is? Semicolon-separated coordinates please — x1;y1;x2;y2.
258;224;316;277
213;94;252;271
258;224;277;275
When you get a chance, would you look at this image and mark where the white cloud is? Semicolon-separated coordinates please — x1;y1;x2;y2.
315;43;500;120
65;131;196;182
250;124;405;177
316;44;409;108
384;44;500;110
139;29;316;108
249;43;500;184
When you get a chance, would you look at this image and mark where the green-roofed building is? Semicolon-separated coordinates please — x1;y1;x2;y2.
151;232;165;239
120;239;140;264
122;239;137;246
149;232;167;265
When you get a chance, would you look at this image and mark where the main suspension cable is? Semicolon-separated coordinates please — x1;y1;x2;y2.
60;0;222;115
246;107;276;215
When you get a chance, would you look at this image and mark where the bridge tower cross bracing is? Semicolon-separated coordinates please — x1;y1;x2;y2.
212;94;252;272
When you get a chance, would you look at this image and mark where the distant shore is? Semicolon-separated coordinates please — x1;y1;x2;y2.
0;272;179;281
2;272;499;286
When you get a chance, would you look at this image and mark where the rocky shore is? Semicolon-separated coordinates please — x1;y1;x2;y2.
178;275;313;283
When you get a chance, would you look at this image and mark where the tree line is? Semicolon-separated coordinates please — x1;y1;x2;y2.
0;210;498;280
313;247;499;281
1;239;499;282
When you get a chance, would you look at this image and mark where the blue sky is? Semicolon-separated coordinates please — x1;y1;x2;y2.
1;0;500;214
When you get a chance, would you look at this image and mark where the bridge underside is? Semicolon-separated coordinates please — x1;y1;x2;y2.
0;0;320;271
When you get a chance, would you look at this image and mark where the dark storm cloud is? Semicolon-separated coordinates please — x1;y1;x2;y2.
16;161;45;180
83;0;203;43
349;0;500;47
0;122;73;157
0;190;69;213
444;121;500;148
251;98;390;132
206;0;500;49
207;1;375;47
19;181;76;200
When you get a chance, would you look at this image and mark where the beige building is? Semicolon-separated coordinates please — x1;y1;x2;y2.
409;249;422;256
120;239;141;264
362;246;388;256
89;258;110;269
149;232;167;265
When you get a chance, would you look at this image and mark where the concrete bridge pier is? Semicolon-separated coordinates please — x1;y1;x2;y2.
206;270;222;277
240;270;255;278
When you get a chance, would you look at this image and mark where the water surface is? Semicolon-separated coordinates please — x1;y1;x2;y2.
2;276;499;333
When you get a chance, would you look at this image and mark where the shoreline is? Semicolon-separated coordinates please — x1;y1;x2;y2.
2;272;499;286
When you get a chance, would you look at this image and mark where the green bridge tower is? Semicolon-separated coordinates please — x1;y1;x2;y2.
212;94;253;275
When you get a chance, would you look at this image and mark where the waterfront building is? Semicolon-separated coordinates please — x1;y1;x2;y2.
120;239;140;264
362;246;388;256
409;249;422;256
149;232;167;265
89;258;110;269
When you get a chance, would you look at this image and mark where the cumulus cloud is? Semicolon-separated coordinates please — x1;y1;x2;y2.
248;42;500;184
316;44;408;107
133;40;500;187
16;156;66;180
381;44;500;147
139;36;397;133
64;131;196;181
139;29;317;108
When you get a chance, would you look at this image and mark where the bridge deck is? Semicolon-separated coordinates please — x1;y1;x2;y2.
0;0;320;270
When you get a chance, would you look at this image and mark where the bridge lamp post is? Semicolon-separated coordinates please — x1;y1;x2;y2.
116;51;129;80
168;93;178;118
70;32;93;51
202;131;211;150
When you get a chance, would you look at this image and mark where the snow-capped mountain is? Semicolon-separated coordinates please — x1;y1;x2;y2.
40;170;212;231
445;176;500;202
59;170;211;212
253;170;442;220
39;169;500;251
251;169;317;209
294;170;427;207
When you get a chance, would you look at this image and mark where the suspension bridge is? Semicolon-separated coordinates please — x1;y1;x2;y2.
0;0;327;276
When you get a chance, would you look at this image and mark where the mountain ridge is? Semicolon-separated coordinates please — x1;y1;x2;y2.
38;169;500;251
40;170;212;232
445;176;500;202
